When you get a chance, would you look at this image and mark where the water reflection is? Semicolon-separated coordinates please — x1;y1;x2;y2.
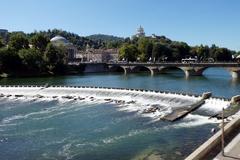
230;78;240;86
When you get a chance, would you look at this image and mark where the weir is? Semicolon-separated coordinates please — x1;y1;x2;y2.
210;95;240;119
161;92;212;122
0;85;234;122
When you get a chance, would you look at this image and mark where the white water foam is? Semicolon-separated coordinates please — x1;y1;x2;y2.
0;86;231;125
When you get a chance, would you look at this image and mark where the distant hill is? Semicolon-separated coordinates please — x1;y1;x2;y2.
86;34;124;42
28;29;99;50
28;31;124;49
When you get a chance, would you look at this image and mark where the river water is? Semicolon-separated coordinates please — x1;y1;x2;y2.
0;68;239;160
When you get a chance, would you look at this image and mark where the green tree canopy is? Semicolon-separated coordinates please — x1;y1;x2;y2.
152;43;171;62
18;48;43;71
138;37;153;61
0;48;22;72
119;44;140;62
44;43;67;73
30;34;49;52
212;48;232;61
0;38;4;48
190;45;210;61
9;33;29;51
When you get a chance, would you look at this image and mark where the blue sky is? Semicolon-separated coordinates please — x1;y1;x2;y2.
1;0;240;51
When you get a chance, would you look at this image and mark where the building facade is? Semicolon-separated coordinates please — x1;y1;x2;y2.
77;48;119;63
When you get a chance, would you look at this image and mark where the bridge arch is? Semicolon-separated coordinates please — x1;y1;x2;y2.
158;66;186;76
131;65;154;75
106;63;240;79
108;65;126;73
201;67;240;79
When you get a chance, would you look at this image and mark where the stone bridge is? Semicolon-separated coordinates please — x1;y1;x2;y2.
107;62;240;78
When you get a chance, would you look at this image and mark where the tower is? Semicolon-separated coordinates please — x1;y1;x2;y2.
136;26;145;37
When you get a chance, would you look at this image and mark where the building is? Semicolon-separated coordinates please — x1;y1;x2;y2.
0;29;8;43
136;26;145;37
77;48;119;63
50;35;78;61
50;35;118;63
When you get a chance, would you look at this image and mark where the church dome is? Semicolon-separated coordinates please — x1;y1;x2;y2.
50;35;69;46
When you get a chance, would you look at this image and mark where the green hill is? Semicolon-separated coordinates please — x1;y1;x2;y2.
86;34;124;42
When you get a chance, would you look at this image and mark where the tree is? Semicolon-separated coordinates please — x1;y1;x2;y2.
0;48;22;72
119;44;140;62
30;34;49;52
8;33;29;51
213;48;232;62
18;48;43;71
44;43;67;73
169;42;190;61
138;37;153;61
0;38;4;48
152;43;172;62
152;43;162;61
191;45;210;61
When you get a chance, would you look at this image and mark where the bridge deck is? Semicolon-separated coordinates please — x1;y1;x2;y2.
107;62;240;67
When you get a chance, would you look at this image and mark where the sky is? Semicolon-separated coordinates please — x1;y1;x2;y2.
1;0;240;51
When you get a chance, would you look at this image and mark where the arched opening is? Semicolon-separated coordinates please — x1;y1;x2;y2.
109;66;125;73
203;67;231;79
159;67;185;76
131;66;152;74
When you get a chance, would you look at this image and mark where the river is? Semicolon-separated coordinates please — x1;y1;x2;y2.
0;68;239;160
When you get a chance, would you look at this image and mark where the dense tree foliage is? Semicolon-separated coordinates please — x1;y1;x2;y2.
119;36;235;62
119;44;140;62
87;34;124;49
0;38;4;48
30;34;49;52
18;48;43;71
8;33;29;51
44;43;67;73
138;37;153;61
0;32;68;76
0;47;22;72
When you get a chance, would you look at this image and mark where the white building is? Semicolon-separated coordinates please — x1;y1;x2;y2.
136;26;145;37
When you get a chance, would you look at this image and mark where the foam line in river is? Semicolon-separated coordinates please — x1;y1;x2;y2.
0;85;232;122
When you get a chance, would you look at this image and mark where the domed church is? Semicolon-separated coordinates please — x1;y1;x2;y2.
50;35;78;61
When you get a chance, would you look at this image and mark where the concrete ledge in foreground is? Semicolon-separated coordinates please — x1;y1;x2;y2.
185;116;240;160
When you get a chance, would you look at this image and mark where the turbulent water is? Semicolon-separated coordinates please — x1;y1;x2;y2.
0;68;239;160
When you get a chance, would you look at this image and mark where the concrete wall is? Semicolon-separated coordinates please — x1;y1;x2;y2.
185;116;240;160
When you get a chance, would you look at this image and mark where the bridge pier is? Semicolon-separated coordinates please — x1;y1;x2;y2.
230;71;240;79
227;68;240;79
179;67;205;77
148;67;159;76
122;67;132;75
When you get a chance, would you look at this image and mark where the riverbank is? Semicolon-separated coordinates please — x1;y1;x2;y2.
0;63;109;78
185;116;240;160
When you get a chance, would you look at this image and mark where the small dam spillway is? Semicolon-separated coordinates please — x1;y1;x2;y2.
0;85;236;123
210;95;240;119
161;92;212;122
